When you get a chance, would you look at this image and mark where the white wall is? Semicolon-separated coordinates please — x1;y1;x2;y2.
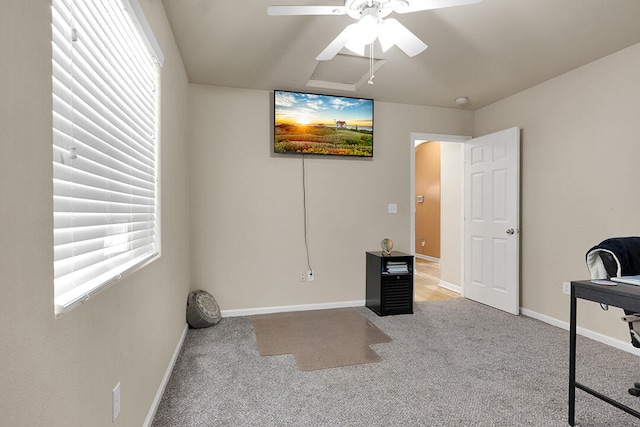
188;84;474;312
0;1;190;425
440;142;463;287
475;42;640;342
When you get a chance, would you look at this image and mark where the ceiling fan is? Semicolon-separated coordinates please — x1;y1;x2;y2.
267;0;481;61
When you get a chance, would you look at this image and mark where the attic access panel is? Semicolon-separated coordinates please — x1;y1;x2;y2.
307;53;386;92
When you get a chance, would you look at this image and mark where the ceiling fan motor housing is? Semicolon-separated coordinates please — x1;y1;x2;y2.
346;0;406;20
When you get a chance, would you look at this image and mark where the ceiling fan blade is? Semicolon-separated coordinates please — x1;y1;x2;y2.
344;40;366;56
267;5;347;16
316;23;359;60
377;20;397;52
378;18;427;57
394;0;481;14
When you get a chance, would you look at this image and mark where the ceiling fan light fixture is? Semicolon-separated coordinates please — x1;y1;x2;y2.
354;14;378;43
343;14;378;55
344;40;367;56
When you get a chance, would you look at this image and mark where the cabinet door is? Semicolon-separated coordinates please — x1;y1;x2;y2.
381;275;413;314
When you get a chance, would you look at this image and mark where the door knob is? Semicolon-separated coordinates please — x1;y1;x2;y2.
506;228;515;235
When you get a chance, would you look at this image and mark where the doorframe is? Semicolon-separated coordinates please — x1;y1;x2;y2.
410;132;471;294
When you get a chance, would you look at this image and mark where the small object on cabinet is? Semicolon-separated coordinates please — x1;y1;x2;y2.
380;238;393;255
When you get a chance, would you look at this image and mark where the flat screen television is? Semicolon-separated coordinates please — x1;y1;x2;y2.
274;90;373;157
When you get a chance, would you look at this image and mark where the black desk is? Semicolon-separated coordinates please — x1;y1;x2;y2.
569;280;640;425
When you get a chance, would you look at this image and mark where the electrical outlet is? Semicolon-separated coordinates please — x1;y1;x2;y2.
299;272;306;282
112;382;121;422
562;282;570;295
307;270;314;282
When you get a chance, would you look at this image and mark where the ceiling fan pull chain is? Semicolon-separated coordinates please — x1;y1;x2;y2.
368;42;375;85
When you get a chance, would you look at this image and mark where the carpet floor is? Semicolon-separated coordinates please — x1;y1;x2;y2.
152;299;640;426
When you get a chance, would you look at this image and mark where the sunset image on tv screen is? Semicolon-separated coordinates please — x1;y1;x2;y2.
274;90;373;157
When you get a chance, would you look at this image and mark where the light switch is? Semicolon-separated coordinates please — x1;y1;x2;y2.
388;203;397;214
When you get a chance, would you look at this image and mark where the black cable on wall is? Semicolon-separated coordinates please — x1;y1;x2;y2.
302;155;313;272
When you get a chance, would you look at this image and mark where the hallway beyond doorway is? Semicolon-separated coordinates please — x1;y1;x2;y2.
414;258;460;302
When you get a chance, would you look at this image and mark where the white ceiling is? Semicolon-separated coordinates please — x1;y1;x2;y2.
161;0;640;110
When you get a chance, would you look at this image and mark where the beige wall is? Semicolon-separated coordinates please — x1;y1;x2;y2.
475;42;640;342
0;1;190;426
188;85;473;311
440;142;463;287
4;0;639;423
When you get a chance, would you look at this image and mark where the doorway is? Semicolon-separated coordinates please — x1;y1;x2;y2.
410;132;471;299
411;129;521;314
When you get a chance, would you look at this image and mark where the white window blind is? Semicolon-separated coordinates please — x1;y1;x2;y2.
52;0;162;314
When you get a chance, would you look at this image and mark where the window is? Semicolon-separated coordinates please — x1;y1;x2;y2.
52;0;163;314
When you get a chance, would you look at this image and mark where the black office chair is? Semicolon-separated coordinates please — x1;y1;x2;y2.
586;237;640;396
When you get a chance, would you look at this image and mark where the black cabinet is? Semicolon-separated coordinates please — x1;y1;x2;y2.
366;251;414;316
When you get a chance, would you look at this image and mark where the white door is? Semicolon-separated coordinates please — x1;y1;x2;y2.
464;127;520;315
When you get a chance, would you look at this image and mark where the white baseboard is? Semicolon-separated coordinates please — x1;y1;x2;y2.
520;307;640;356
415;254;440;263
439;280;461;294
221;300;366;317
144;323;189;427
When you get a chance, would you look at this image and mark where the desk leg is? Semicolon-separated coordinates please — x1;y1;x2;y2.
568;283;577;426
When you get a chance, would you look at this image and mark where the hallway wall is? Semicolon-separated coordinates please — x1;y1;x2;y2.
415;141;441;259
